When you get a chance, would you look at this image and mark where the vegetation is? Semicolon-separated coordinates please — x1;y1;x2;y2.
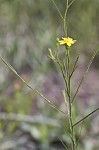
0;0;99;150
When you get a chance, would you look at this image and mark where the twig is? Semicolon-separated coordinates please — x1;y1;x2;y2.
58;136;69;150
71;47;99;103
63;0;68;36
68;0;76;8
0;55;67;116
73;107;99;127
51;0;64;20
70;54;80;78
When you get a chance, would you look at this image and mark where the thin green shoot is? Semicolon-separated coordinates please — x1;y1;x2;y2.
70;53;80;78
73;107;99;127
51;0;64;20
0;54;67;116
71;47;99;104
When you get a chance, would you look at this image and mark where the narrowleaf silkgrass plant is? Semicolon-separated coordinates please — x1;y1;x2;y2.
0;0;99;150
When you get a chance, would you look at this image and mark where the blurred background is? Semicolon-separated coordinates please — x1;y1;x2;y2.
0;0;99;150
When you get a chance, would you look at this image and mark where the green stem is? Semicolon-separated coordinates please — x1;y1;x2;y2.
67;49;70;95
63;0;76;36
66;48;75;150
73;107;99;127
68;101;75;150
70;54;80;78
0;55;67;116
63;1;77;149
63;1;76;149
68;0;76;8
56;58;69;97
51;0;64;20
71;47;99;103
63;1;68;36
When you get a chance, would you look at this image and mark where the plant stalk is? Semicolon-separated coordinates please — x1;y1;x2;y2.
66;48;75;150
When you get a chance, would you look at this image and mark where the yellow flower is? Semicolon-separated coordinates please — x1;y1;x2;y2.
59;37;76;47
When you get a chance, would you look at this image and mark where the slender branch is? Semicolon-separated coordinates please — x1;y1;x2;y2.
51;0;64;20
58;136;69;150
73;107;99;127
70;53;80;78
71;47;99;103
68;0;76;8
63;1;68;36
56;59;69;96
63;60;67;74
62;90;67;109
63;0;76;36
0;55;67;116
